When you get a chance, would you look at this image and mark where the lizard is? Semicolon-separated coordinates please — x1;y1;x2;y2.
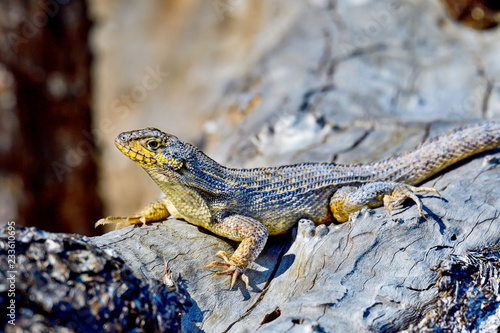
96;121;500;289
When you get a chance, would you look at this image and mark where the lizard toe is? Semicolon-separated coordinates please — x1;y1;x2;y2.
383;184;441;218
215;250;232;263
206;252;250;289
205;261;231;269
95;214;147;229
231;268;249;289
211;266;248;289
95;216;130;229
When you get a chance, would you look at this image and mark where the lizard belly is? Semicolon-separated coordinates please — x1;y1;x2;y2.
263;210;332;235
253;193;334;236
162;185;212;227
164;197;187;221
201;184;337;236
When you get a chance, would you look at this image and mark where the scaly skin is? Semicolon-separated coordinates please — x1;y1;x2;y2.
96;122;500;289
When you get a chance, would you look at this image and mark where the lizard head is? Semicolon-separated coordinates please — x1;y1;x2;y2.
115;128;186;172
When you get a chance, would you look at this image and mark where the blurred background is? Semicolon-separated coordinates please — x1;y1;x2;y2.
0;0;499;236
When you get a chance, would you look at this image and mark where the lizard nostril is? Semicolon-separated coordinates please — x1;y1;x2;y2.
117;133;130;142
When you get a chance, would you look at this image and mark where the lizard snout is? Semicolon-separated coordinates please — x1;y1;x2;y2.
116;132;132;144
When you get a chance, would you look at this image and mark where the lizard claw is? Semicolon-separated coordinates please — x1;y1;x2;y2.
95;214;146;229
205;251;250;289
383;184;441;218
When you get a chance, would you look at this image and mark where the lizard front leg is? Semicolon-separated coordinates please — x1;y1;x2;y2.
330;182;441;222
205;214;269;289
95;197;172;229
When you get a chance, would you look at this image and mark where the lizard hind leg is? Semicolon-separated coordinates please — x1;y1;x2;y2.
330;182;441;223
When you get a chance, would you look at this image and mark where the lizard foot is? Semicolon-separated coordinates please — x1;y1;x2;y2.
383;184;441;218
95;214;146;230
205;251;250;289
95;198;171;230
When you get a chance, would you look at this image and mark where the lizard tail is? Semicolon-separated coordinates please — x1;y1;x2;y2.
375;121;500;185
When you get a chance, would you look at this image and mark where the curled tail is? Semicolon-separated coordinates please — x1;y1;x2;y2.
374;122;500;185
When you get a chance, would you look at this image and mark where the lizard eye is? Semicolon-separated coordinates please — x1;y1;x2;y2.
147;140;160;150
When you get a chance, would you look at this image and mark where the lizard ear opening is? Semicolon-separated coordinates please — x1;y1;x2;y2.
170;159;184;171
167;151;185;171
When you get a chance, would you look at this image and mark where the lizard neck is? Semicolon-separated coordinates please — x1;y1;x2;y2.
145;144;233;197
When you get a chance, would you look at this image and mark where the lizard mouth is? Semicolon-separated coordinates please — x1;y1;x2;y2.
114;133;157;167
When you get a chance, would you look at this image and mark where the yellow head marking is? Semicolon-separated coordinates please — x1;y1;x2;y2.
115;128;186;172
